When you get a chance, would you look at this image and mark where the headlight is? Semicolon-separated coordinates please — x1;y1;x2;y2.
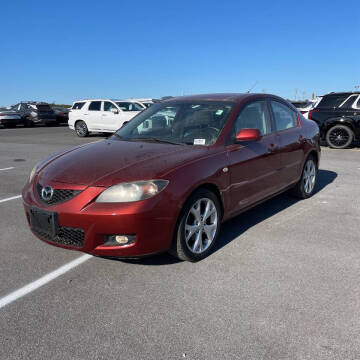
96;180;169;203
29;163;40;183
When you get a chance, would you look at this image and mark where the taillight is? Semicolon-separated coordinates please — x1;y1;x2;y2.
297;114;302;127
308;109;318;120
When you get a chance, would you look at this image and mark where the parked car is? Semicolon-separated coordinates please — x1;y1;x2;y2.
0;108;23;128
126;98;154;108
68;99;143;137
52;106;70;124
23;93;320;261
9;102;57;127
308;92;360;148
300;98;322;119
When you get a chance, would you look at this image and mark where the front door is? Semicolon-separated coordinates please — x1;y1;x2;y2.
269;100;304;185
102;101;121;131
227;100;282;216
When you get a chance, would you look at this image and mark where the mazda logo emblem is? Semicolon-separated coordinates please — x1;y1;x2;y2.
41;186;54;201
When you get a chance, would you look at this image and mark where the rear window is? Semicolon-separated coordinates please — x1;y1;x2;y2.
36;104;52;111
317;94;349;108
72;102;85;110
88;101;101;111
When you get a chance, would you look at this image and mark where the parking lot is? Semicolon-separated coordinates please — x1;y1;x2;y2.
0;126;360;359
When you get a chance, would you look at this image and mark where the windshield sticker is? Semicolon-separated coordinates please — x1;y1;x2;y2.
216;109;223;115
194;138;206;145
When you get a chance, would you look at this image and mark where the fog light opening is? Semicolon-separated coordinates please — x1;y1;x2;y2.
104;234;136;246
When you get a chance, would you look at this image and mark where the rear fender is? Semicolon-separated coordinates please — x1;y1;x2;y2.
323;117;355;138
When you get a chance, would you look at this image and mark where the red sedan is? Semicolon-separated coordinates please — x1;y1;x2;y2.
22;93;320;261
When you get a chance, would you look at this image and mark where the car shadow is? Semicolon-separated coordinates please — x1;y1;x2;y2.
104;169;337;266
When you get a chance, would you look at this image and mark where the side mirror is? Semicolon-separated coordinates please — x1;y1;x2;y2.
235;128;261;142
111;108;119;114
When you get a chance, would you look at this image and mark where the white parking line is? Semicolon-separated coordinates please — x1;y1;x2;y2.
0;195;22;203
0;167;15;171
0;254;92;309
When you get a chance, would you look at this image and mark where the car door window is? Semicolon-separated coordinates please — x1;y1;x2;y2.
354;96;360;109
234;101;271;136
88;101;101;111
270;101;298;131
104;102;118;112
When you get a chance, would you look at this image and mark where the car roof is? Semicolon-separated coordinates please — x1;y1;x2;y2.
162;93;284;104
321;92;360;97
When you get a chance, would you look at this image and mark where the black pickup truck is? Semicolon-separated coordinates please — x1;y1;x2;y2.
308;92;360;148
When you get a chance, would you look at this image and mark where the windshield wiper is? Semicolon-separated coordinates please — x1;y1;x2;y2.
128;137;186;146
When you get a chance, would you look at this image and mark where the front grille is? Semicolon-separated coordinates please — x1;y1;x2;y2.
33;226;84;247
37;183;81;205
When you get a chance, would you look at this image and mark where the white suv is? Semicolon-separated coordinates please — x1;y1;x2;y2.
68;99;145;137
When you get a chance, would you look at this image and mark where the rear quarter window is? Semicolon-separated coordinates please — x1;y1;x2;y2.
72;102;86;110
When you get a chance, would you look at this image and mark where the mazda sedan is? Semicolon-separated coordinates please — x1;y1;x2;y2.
22;93;320;261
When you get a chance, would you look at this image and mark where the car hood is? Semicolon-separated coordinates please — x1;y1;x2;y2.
38;139;212;187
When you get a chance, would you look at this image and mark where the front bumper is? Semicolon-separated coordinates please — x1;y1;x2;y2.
22;179;179;257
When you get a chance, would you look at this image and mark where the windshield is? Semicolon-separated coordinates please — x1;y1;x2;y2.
112;102;234;146
115;102;144;111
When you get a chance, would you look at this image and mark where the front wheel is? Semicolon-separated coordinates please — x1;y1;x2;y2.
75;120;89;137
169;189;221;262
291;156;317;199
326;124;353;149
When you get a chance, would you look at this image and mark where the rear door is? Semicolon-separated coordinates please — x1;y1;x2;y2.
269;100;304;185
87;101;102;130
227;100;282;215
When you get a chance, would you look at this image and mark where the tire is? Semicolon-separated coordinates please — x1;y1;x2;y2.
326;124;353;149
169;188;221;262
24;118;34;128
75;120;89;137
291;155;317;199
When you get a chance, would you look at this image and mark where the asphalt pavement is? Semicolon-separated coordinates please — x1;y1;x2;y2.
0;126;359;360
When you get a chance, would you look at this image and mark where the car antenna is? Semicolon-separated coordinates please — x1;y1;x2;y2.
246;81;258;93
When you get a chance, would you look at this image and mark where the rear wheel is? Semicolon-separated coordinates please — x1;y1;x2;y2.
169;189;221;262
326;124;353;149
75;120;89;137
24;117;34;127
291;155;317;199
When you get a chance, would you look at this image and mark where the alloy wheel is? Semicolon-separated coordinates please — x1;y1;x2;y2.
76;122;87;137
184;198;218;254
328;127;350;147
303;159;316;194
